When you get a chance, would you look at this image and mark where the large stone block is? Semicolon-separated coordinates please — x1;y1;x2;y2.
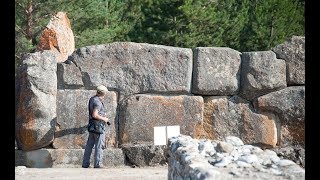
15;51;57;151
121;144;167;167
272;36;305;85
119;94;203;144
254;86;305;147
201;96;277;147
192;47;241;95
240;51;287;100
67;42;193;98
57;62;83;89
53;90;118;148
15;148;125;168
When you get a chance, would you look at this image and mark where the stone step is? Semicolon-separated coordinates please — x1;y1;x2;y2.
15;148;125;168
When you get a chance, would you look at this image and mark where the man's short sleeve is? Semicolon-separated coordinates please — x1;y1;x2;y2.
92;97;103;111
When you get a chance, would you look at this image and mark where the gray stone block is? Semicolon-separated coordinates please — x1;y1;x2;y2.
15;51;57;151
15;148;125;168
53;89;118;148
254;86;305;147
240;51;287;100
67;42;193;99
272;36;305;85
57;62;83;89
121;144;167;167
192;47;241;95
119;94;203;144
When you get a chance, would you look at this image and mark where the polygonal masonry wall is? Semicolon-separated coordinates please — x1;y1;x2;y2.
15;37;305;152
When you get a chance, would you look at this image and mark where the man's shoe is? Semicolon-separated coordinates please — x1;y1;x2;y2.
94;165;104;168
82;165;89;168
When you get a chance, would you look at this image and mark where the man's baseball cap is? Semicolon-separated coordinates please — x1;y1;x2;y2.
97;85;108;94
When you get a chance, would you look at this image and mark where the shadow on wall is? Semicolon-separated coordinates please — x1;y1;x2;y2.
54;125;88;138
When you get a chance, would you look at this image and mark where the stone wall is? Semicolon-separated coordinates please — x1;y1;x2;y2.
15;36;305;152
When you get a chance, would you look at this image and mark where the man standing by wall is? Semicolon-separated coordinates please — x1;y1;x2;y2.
82;85;111;168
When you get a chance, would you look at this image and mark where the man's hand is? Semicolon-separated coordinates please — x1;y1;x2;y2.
92;109;110;125
105;118;111;125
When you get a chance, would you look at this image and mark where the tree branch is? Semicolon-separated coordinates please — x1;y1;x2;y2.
15;24;28;37
15;0;25;10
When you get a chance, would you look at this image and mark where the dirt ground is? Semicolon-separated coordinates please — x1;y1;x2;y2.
15;165;168;180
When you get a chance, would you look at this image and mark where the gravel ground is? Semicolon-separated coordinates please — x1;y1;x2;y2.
15;164;304;180
15;165;168;180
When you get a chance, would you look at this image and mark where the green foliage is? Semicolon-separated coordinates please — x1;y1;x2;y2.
15;0;304;74
239;0;305;51
175;0;221;47
66;0;132;47
127;0;184;46
31;0;135;48
125;0;303;51
15;0;55;75
174;0;250;49
15;31;34;74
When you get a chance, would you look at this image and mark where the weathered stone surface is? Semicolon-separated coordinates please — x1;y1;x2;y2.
121;144;167;167
192;47;241;95
272;145;305;168
15;148;125;168
68;42;193;98
118;94;203;144
254;86;305;147
216;142;234;153
240;51;287;100
57;62;83;89
37;12;75;62
15;51;57;151
53;90;118;148
167;135;305;180
202;96;277;147
272;36;305;85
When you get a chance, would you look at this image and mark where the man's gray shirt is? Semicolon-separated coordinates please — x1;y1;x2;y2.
88;95;106;120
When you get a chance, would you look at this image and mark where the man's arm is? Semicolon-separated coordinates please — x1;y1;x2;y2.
92;109;109;123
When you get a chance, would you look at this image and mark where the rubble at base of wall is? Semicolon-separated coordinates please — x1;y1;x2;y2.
167;135;305;180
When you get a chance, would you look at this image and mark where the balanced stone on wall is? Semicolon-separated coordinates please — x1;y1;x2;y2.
192;47;241;95
36;12;75;63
